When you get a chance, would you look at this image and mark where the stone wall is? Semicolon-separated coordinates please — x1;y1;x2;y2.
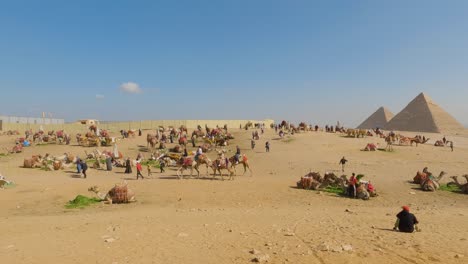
0;119;275;133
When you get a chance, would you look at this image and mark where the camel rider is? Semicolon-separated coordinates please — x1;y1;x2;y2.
195;146;203;161
394;206;420;233
235;145;241;164
217;151;226;167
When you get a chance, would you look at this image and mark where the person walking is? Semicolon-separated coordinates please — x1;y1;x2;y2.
136;161;144;179
265;141;270;152
339;156;348;172
159;159;166;173
138;129;142;136
191;136;196;147
450;141;454;152
124;157;132;174
105;156;112;171
76;157;82;173
393;206;420;233
251;139;256;150
81;160;88;179
147;164;152;177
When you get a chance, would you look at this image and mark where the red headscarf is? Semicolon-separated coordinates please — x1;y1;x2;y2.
402;205;410;211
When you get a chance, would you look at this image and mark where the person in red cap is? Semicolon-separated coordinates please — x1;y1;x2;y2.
393;206;419;233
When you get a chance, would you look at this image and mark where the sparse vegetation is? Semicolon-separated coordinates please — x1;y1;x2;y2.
66;195;101;209
439;184;462;193
323;186;345;195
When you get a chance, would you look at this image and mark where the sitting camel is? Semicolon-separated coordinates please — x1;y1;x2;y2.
448;175;468;194
228;154;253;176
88;182;135;204
23;155;43;168
413;168;445;185
421;171;446;191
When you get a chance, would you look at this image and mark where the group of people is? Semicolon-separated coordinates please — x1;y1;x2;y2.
338;156;419;233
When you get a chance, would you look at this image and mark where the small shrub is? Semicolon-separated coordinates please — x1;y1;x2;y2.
66;195;101;209
439;184;462;193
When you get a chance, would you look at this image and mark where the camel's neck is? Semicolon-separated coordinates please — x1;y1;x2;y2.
94;191;106;200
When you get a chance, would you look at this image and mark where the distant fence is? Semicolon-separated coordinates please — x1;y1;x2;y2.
0;119;274;133
0;115;64;125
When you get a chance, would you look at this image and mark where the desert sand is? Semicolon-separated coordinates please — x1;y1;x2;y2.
0;128;467;264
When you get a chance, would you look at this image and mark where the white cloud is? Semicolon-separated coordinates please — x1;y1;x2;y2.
96;94;105;99
120;82;142;94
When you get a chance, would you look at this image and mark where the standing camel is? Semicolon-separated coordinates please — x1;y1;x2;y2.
229;154;253;176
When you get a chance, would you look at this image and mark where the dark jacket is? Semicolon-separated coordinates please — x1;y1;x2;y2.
397;210;419;233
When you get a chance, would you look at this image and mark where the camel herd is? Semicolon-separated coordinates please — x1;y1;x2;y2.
296;172;378;200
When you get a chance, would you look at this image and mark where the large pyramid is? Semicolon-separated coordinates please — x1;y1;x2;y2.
357;107;394;129
384;92;464;133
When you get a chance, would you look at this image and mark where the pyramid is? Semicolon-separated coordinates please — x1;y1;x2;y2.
384;92;464;133
357;107;394;129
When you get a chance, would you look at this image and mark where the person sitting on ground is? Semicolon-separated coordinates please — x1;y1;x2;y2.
394;206;420;233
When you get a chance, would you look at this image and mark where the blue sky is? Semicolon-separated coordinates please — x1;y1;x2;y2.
1;0;468;126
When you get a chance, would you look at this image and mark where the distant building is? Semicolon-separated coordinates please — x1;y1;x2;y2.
77;119;100;126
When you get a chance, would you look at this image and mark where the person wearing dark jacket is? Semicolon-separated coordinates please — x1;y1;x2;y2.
124;158;132;174
81;160;88;178
106;156;112;171
394;206;419;233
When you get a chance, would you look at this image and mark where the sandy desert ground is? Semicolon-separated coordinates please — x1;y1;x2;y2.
0;128;467;264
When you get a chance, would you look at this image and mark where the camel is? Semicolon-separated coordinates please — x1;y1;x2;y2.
448;175;468;194
297;172;344;191
413;169;444;184
23;155;43;168
176;157;201;179
127;130;136;138
171;144;184;153
362;143;377;151
421;171;446;191
88;182;135;204
346;129;366;138
195;154;212;177
356;184;370;200
399;137;411;146
192;130;205;138
179;136;188;146
229;154;252;176
147;134;158;149
410;137;430;146
210;160;234;180
434;140;445;147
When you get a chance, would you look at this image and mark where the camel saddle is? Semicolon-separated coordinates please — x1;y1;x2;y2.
183;158;193;166
109;185;128;203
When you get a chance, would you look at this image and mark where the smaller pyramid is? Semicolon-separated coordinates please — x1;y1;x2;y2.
384;92;464;133
357;107;394;129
